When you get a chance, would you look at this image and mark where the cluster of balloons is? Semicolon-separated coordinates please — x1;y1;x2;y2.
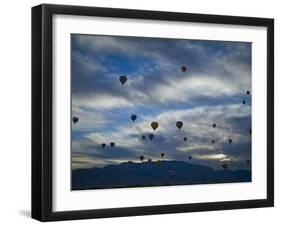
101;142;115;149
141;120;186;142
72;71;252;171
119;65;187;85
242;90;251;105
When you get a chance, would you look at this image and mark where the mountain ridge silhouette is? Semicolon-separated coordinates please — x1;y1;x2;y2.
72;160;251;190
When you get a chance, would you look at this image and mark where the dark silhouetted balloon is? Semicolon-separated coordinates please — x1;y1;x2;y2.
246;160;250;164
228;139;232;144
72;117;79;124
151;121;158;131
142;135;146;140
101;143;106;148
139;155;144;162
148;158;152;163
148;133;154;140
181;66;187;72
131;114;137;122
161;153;165;158
188;156;192;160
222;163;228;170
242;100;246;104
246;91;250;95
110;142;115;148
176;121;183;130
184;137;187;142
211;140;215;144
212;123;216;128
119;75;127;85
249;129;252;135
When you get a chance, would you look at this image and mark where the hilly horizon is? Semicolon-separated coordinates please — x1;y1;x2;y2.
72;160;251;190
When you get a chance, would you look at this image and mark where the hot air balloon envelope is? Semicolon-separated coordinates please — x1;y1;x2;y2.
148;134;154;140
72;117;79;124
110;142;115;147
119;75;127;85
151;121;158;131
181;66;187;72
176;121;183;129
101;143;106;148
131;114;137;122
222;164;228;170
139;155;144;161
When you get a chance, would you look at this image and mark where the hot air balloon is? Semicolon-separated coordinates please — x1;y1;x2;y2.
176;121;183;130
151;121;158;131
142;135;146;140
139;155;144;162
222;163;228;170
72;116;79;124
228;139;232;144
148;133;154;140
131;114;137;122
188;156;192;160
246;90;250;95
242;100;246;104
246;159;250;164
148;158;152;163
181;65;187;72
211;140;215;144
110;142;115;148
161;153;165;158
101;143;106;148
249;129;252;135
119;75;127;85
212;123;216;128
184;137;187;142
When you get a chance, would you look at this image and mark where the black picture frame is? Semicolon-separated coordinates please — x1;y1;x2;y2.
32;4;274;222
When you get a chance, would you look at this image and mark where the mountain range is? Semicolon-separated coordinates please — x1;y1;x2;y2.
72;160;251;190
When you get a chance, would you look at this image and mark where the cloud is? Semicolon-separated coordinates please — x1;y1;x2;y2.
71;35;251;110
72;103;251;169
71;34;252;170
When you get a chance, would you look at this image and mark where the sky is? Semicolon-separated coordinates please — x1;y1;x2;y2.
71;34;252;171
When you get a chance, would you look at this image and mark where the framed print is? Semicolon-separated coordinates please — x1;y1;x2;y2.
32;4;274;221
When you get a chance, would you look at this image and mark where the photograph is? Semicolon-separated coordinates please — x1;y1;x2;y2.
71;34;252;190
